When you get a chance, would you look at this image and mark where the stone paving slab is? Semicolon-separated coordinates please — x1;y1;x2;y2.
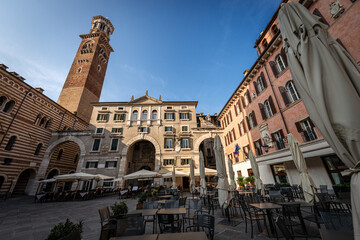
0;194;321;240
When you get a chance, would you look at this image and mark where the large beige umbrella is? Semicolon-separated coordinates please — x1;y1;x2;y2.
199;150;207;196
213;134;232;208
227;158;236;191
287;134;317;203
123;169;159;180
54;172;95;181
190;159;196;193
194;167;217;177
171;165;176;189
279;2;360;238
248;150;265;196
161;170;188;178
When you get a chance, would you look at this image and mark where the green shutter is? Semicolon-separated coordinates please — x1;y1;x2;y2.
97;114;100;120
105;114;109;121
172;113;175;120
113;114;117;120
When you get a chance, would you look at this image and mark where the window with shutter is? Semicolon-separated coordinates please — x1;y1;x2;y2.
276;55;286;72
280;47;288;67
238;123;242;136
268;96;277;114
259;103;267;120
286;81;300;102
269;61;279;77
279;86;291;106
253;81;259;95
241;96;246;108
237;100;242;112
246;90;252;103
229;111;233;122
252;111;258;127
260;72;267;88
264;100;273;118
246;116;250;130
234;105;238;116
5;136;17;151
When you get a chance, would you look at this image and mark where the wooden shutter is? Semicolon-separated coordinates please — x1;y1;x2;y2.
269;61;279;77
295;121;303;132
253;81;259;95
258;103;267;120
279;86;291;106
172;113;175;120
164;113;166;119
268;96;277;114
232;128;236;140
308;118;316;128
113;114;117;121
229;111;233;121
234;105;238;116
280;47;288;67
246;116;250;130
238;100;242;112
260;72;267;88
238;123;242;136
105;114;109;121
312;8;329;25
252;111;258;127
243;121;247;133
241;96;246;108
246;90;252;103
97;114;100;120
189;138;193;149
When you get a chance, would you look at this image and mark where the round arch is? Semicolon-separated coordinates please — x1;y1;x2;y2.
194;132;217;153
46;168;60;179
12;168;37;195
122;135;161;156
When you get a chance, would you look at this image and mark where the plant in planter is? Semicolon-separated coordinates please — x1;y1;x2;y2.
237;176;246;188
46;218;83;240
111;201;128;218
137;192;147;209
245;176;255;186
151;189;158;201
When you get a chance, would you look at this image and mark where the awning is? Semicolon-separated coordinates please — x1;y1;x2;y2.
161;170;189;178
123;169;160;180
54;172;95;181
94;174;114;180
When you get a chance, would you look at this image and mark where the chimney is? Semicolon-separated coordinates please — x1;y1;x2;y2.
0;64;8;70
35;88;44;93
243;69;250;77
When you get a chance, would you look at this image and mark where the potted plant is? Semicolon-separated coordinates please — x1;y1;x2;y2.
151;189;158;201
111;201;128;218
245;176;255;186
46;218;83;240
136;192;147;209
237;176;246;190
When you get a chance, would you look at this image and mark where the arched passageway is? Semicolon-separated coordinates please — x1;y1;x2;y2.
13;169;36;195
126;140;156;175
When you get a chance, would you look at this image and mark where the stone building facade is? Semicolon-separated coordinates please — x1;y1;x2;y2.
0;65;88;196
218;0;359;188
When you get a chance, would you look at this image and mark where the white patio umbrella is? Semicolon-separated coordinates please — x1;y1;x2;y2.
190;159;196;193
227;158;236;191
194;167;218;177
94;174;114;180
248;150;265;196
171;165;176;189
54;172;95;181
199;150;207;196
287;134;317;203
279;2;360;238
123;169;160;180
213;134;232;208
161;170;189;178
39;178;56;183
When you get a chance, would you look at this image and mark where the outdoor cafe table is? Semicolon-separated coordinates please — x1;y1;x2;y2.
110;234;158;240
157;208;187;231
159;195;173;199
157;231;208;240
249;202;282;236
319;227;354;240
157;199;175;208
130;209;159;233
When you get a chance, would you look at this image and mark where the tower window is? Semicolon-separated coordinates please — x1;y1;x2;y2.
3;100;15;113
34;143;43;155
5;136;17;151
97;65;101;72
57;149;63;160
77;67;82;73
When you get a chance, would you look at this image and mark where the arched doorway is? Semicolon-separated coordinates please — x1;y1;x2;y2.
0;176;5;191
44;169;59;192
199;138;215;169
13;169;36;195
126;140;156;174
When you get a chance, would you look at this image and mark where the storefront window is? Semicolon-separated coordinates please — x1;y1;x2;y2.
322;155;350;185
271;164;289;184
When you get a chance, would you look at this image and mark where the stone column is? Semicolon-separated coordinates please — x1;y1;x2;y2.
157;106;161;125
147;106;152;126
127;106;132;126
137;106;142;126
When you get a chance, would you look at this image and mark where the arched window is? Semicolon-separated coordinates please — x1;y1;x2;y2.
34;143;43;155
34;114;41;125
44;120;51;129
286;81;300;102
5;136;17;151
3;100;15;113
57;149;63;161
152;110;157;119
275;55;286;72
262;39;268;48
39;117;47;127
0;96;7;110
272;25;279;34
248;114;255;129
132;110;138;120
0;176;4;190
142;110;148;120
264;100;273;118
257;76;265;92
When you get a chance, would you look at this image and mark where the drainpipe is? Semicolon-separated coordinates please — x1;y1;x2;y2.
0;87;32;147
57;112;66;131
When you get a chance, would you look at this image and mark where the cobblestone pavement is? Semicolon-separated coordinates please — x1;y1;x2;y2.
0;194;321;240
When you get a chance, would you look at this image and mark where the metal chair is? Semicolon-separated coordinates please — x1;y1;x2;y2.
157;214;181;233
186;214;215;240
179;197;187;207
98;207;117;240
319;211;353;232
164;200;179;208
184;198;202;224
281;204;308;236
239;201;268;238
118;213;145;236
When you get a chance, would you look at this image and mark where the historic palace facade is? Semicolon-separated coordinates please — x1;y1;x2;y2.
218;0;359;188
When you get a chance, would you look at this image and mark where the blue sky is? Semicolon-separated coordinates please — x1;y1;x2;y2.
0;0;281;114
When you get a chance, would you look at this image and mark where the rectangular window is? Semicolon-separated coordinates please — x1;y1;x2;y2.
138;127;148;133
181;158;190;165
164;113;175;120
111;128;123;134
86;161;98;169
181;138;189;148
92;139;101;151
254;139;263;156
271;164;289;184
322;155;350;185
163;159;174;166
95;128;104;134
181;126;189;132
247;169;254;176
237;170;242;177
110;138;119;151
272;130;286;150
165;138;173;149
296;119;318;142
179;112;189;120
103;181;114;188
114;113;126;121
97;113;109;121
165;126;173;132
105;161;117;168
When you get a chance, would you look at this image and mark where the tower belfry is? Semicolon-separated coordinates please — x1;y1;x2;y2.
57;16;114;122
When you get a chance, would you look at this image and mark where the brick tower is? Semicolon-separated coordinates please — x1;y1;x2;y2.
57;16;114;123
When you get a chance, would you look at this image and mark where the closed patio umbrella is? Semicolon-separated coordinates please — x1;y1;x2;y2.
171;165;176;189
287;134;317;203
190;159;196;193
123;169;159;180
199;150;207;196
279;2;360;238
227;158;236;191
248;150;265;196
213;134;232;208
